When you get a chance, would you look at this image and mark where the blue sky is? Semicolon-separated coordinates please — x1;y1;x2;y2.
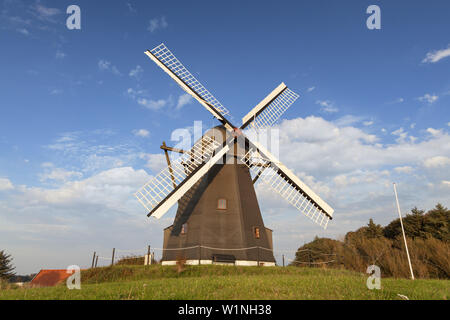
0;0;449;274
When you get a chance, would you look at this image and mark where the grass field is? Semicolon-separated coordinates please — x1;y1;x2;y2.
1;265;448;300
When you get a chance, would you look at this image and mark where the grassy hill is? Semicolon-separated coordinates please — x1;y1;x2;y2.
1;265;448;300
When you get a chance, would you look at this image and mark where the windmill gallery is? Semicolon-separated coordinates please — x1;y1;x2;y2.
134;44;335;266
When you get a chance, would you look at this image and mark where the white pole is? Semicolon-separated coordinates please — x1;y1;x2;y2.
393;183;415;280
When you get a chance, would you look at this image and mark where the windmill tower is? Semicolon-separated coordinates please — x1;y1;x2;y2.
135;44;334;266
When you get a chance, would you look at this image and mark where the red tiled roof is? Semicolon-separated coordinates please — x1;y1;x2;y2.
31;269;75;287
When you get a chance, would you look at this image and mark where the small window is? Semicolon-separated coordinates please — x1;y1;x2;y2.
181;223;188;235
254;227;260;239
217;198;227;210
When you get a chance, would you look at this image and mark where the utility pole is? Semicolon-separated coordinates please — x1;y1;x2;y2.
393;183;415;280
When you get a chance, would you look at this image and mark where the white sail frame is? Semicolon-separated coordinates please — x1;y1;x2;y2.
135;136;229;219
241;83;299;130
145;43;233;131
242;147;333;229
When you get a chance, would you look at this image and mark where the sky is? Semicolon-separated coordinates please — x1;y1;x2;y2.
0;0;449;274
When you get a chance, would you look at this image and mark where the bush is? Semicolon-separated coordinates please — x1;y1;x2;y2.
293;204;449;279
115;255;145;266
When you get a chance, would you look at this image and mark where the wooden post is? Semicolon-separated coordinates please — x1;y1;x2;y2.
257;247;260;266
95;256;99;268
308;250;312;268
147;245;151;265
111;248;115;266
91;251;96;268
198;245;201;265
282;254;285;267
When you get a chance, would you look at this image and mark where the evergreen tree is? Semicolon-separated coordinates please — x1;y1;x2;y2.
0;250;15;280
366;219;383;238
423;203;449;241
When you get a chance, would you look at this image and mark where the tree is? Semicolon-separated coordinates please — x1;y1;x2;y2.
366;219;383;238
423;203;449;241
0;250;15;280
384;206;428;240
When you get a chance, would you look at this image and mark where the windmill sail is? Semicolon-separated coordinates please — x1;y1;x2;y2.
145;43;232;129
241;83;300;130
135;136;230;219
242;144;333;229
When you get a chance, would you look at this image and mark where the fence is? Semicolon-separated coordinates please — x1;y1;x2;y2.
87;240;450;279
87;245;340;268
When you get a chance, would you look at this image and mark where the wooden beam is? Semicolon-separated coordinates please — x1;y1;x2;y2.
162;141;177;189
160;144;186;154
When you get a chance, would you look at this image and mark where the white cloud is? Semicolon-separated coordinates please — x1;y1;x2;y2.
426;128;442;137
423;156;450;168
145;154;167;173
275;117;450;179
176;94;193;110
133;129;150;138
316;100;338;113
417;93;438;104
32;4;61;23
126;2;137;13
363;121;374;126
56;50;66;59
16;28;29;36
394;166;414;174
307;86;315;92
129;65;143;78
126;88;146;100
422;45;450;63
50;89;63;95
44;130;144;175
41;162;54;168
391;128;408;143
126;88;172;111
98;60;110;70
147;16;168;33
98;60;121;75
40;168;83;182
334;115;363;127
0;178;14;191
138;98;168;110
442;181;450;186
17;167;150;208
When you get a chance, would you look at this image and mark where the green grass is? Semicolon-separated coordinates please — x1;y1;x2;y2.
1;265;448;300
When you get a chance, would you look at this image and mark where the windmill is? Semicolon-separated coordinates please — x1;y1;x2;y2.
135;43;334;266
